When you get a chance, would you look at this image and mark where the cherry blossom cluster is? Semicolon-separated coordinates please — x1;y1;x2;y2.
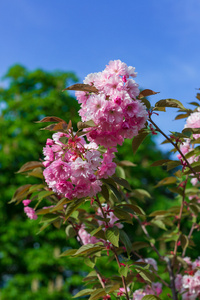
76;60;147;147
42;132;116;199
175;257;200;300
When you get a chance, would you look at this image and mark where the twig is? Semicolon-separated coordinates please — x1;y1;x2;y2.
165;257;178;300
149;117;200;182
68;219;106;289
134;215;164;261
95;195;130;300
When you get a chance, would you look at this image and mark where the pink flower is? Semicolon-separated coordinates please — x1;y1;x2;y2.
22;199;31;206
105;60;127;76
77;60;147;148
24;206;38;220
77;224;100;245
185;107;200;139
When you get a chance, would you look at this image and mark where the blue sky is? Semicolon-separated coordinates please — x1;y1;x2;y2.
1;0;200;149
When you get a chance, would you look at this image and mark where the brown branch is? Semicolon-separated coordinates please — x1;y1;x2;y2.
95;195;129;300
165;257;178;300
68;219;106;289
149;117;200;182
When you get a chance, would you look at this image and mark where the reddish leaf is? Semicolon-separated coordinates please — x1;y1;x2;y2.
9;184;32;203
17;161;43;173
63;83;98;93
138;89;159;99
36;116;66;123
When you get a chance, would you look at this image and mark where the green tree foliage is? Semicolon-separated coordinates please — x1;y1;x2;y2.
0;65;172;299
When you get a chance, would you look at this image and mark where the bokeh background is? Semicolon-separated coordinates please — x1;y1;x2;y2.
0;1;200;299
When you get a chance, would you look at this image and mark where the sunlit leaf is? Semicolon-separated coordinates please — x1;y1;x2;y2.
138;89;159;99
112;176;132;191
36;116;66;123
63;83;98;93
132;130;149;154
119;230;132;255
155;176;177;187
17;161;43;173
9;184;32;203
119;265;129;277
73;288;94;298
77;120;96;129
105;226;119;247
141;296;161;300
155;99;185;109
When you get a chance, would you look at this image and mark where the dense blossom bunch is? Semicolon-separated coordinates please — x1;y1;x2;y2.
76;60;147;147
175;257;200;300
43;132;116;199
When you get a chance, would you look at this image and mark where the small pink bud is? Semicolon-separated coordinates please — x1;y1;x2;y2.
122;75;127;83
22;199;31;206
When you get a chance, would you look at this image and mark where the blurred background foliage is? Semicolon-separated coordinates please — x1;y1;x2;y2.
0;65;193;299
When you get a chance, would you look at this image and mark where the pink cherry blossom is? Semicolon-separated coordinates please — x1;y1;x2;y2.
24;206;38;220
76;60;147;148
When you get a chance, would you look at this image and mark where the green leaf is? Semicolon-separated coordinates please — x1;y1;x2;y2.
84;257;96;268
9;184;32;203
155;99;185;109
149;210;171;217
112;176;132;191
119;265;129;277
105;226;119;247
27;167;44;179
90;226;103;236
132;130;149;155
132;241;149;250
60;249;77;257
118;204;145;215
73;288;94;298
131;189;151;200
180;234;189;252
141;296;161;300
117;160;136;167
65;198;85;220
50;198;71;212
113;207;133;224
151;219;167;230
65;225;76;239
189;203;200;215
119;230;132;255
151;159;173;167
74;244;103;256
17;161;44;173
88;288;106;300
77;119;96;129
37;190;54;200
100;185;109;201
135;268;155;285
102;178;122;201
155;176;177;187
